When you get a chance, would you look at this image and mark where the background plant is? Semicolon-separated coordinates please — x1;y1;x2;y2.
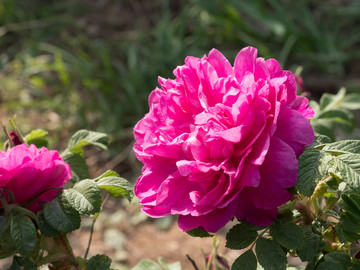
1;0;359;144
1;0;360;269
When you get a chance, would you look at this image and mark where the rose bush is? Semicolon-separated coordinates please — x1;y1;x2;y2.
134;47;314;233
0;143;72;213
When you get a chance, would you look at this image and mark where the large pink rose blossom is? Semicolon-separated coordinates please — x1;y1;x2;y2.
134;47;314;233
0;144;72;213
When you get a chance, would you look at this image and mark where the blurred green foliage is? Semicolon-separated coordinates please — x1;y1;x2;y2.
0;0;359;147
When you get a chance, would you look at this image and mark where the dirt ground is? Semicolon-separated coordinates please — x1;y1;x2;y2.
67;197;239;270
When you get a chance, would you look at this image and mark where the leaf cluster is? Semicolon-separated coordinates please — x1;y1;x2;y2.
222;135;360;270
310;88;360;140
0;130;133;269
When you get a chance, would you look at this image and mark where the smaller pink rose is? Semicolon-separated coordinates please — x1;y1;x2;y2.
0;144;72;213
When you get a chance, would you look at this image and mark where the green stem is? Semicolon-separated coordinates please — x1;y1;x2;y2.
84;193;110;259
0;188;15;207
206;235;218;270
249;229;269;251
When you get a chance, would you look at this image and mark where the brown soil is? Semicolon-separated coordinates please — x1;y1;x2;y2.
67;197;239;270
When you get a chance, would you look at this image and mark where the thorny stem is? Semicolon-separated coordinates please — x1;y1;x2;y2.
84;193;110;259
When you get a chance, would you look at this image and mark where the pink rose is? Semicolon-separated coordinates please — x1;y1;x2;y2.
0;144;72;213
134;47;314;233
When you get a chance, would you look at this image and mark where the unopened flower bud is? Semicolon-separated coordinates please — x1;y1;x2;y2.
9;131;22;146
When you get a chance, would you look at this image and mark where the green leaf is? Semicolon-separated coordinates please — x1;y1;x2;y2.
274;210;294;224
338;193;360;241
86;254;112;270
36;211;60;237
94;170;120;179
157;257;182;270
131;259;163;270
0;227;15;251
255;238;286;270
312;119;336;141
226;223;258;250
64;130;108;156
312;134;332;147
304;258;317;270
10;214;37;256
43;196;81;233
231;249;257;270
0;215;10;238
351;261;360;270
186;227;213;238
339;193;360;220
317;108;355;133
316;252;351;270
296;227;322;261
270;223;304;249
62;152;90;182
296;149;331;196
24;129;48;148
323;140;360;155
238;220;267;231
338;217;360;242
333;154;360;191
63;179;102;215
95;171;133;201
319;88;346;111
9;205;38;224
340;93;360;110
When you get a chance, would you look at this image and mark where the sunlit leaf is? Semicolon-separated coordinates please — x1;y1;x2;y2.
297;149;331;196
333;154;360;191
24;129;48;148
95;170;133;201
63;180;102;215
64;130;108;156
323;140;360;155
